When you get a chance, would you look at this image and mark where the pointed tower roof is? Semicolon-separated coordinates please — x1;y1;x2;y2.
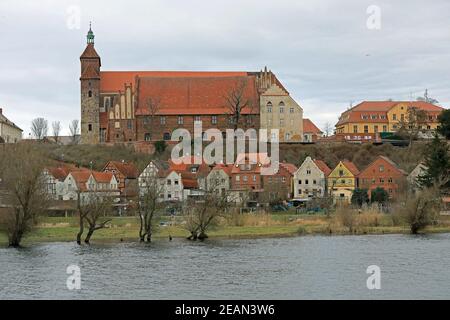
80;23;101;63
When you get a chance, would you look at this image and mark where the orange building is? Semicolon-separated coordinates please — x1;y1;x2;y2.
358;156;407;199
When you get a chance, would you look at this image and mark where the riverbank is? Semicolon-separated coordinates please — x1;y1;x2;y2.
1;213;450;246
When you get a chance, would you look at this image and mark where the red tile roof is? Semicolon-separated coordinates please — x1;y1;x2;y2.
342;160;360;176
279;162;297;175
313;160;332;176
104;161;139;179
100;71;249;93
337;101;445;126
135;75;259;115
303;119;322;134
80;44;101;60
91;171;114;184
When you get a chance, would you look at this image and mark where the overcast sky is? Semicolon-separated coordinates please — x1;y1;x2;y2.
1;0;449;136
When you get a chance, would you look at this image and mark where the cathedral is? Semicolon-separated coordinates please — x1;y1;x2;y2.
80;26;304;144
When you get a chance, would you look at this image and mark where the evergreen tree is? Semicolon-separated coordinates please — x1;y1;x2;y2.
351;188;369;207
371;187;389;203
418;134;450;188
437;109;450;139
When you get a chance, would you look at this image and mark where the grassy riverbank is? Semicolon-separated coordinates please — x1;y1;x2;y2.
1;213;450;246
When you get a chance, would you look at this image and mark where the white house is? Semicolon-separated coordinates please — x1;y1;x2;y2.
0;108;22;143
408;163;428;191
62;170;119;204
206;164;232;195
42;167;71;200
293;157;331;199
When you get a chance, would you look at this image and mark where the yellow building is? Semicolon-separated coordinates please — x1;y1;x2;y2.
327;161;360;203
335;101;444;139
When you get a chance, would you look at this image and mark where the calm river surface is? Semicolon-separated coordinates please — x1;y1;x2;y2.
0;234;449;299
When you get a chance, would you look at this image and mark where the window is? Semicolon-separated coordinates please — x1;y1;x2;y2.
353;125;358;133
88;124;92;131
127;120;132;129
253;175;256;182
374;125;378;133
383;125;387;132
194;116;201;123
339;170;344;176
290;107;294;113
236;175;240;182
163;132;171;140
243;175;248;182
88;90;92;98
388;177;393;183
371;115;377;119
364;125;369;133
393;114;397;120
280;119;284;126
313;180;317;184
306;170;311;175
267;102;273;113
104;97;110;110
167;179;172;185
285;133;290;140
212;115;218;125
298;180;302;184
144;133;151;141
160;116;166;125
178;116;184;125
305;179;309;185
379;165;384;172
279;107;284;113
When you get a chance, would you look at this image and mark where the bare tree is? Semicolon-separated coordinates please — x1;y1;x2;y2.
69;120;79;144
397;106;428;149
52;121;61;144
184;178;229;240
138;175;163;242
224;78;253;130
323;122;333;137
31;118;48;140
0;144;50;247
76;192;113;244
395;187;441;234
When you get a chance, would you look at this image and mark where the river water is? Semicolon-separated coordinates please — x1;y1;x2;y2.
0;234;449;299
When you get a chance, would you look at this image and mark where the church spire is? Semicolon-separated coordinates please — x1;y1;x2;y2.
87;22;95;44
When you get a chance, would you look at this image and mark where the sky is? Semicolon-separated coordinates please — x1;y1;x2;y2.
1;0;450;136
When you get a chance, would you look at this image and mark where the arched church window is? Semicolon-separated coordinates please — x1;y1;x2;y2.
267;102;273;113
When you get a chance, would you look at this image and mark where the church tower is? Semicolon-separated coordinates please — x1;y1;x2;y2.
80;24;101;144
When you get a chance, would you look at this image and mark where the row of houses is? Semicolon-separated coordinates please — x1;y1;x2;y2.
42;153;427;212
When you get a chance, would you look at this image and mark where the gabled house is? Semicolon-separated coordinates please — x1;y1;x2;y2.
207;164;233;195
261;162;297;199
231;153;271;191
42;166;73;200
358;156;407;199
303;119;323;143
407;163;428;191
328;160;360;203
0;108;22;143
103;160;139;197
293;157;331;199
63;170;119;204
138;159;170;197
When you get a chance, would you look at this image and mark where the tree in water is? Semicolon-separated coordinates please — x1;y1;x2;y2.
137;174;163;242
